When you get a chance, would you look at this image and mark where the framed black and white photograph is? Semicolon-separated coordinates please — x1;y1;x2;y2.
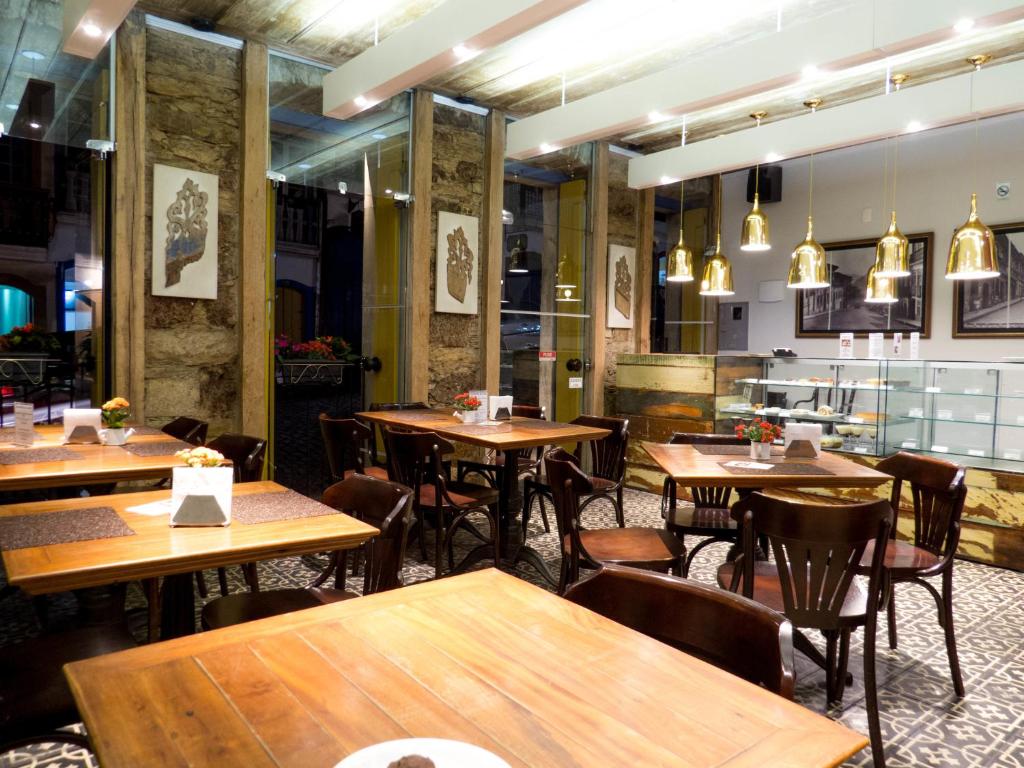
795;232;932;338
953;221;1024;338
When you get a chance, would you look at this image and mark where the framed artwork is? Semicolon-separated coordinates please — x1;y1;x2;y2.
435;211;479;315
795;232;932;338
151;164;219;300
953;221;1024;338
607;244;635;329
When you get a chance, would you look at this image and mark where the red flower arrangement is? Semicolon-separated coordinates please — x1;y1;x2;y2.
275;333;359;362
735;419;782;444
453;392;482;411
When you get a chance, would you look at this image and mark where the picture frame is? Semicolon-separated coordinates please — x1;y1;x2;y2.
952;221;1024;338
435;211;479;315
795;232;933;338
151;163;219;300
607;244;635;329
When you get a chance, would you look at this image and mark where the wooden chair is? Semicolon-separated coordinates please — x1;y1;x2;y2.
719;492;892;767
201;475;414;630
365;401;430;472
865;451;968;697
456;404;546;491
319;414;388;482
565;564;795;698
661;432;746;576
384;428;500;578
160;416;208;446
523;414;629;533
546;448;684;594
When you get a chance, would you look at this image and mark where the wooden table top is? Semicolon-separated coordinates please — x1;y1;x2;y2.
356;408;609;451
66;568;866;768
0;424;188;491
2;481;378;595
643;442;892;489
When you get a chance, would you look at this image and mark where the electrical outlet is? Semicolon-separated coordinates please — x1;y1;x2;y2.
862;207;873;223
996;182;1011;199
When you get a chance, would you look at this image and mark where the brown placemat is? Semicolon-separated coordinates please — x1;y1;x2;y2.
128;425;165;436
717;460;835;476
0;446;83;465
119;439;190;457
694;444;784;456
0;506;135;551
232;490;340;525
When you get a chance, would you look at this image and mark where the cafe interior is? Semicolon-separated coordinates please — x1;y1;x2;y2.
1;1;1023;766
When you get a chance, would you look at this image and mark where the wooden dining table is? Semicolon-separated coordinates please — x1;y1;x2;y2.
65;568;867;768
356;407;608;584
0;480;379;638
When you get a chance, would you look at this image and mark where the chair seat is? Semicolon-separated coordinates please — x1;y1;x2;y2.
716;561;868;622
418;481;500;509
202;587;355;630
666;505;737;531
0;623;137;743
860;539;943;573
589;477;619;493
343;466;390;481
575;527;684;568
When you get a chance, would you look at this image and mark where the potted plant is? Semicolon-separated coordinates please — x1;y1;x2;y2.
735;418;783;460
99;397;134;445
453;392;483;423
170;447;233;526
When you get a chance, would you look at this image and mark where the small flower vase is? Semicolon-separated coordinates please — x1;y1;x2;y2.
101;427;127;446
454;409;480;423
750;441;772;460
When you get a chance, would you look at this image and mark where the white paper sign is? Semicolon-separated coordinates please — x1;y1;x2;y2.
926;386;942;393
901;440;919;449
937;410;953;420
847;417;865;424
568;377;583;389
964;387;984;395
839;333;854;359
931;445;949;453
968;449;986;457
1004;449;1022;461
974;413;992;423
892;333;903;358
909;332;920;359
724;460;774;470
908;408;925;418
13;402;33;447
1017;415;1024;426
867;333;884;359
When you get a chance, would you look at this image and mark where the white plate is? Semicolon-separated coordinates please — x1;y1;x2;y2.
335;739;511;768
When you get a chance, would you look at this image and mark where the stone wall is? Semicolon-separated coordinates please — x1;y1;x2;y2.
143;28;242;436
427;103;485;406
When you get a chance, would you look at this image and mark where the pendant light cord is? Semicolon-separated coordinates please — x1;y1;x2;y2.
808;153;814;219
892;135;899;211
882;138;889;211
971;70;980;193
678;180;685;241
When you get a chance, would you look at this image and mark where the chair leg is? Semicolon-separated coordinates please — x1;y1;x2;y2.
416;508;428;561
143;578;161;643
886;579;898;650
941;569;965;698
864;613;887;767
522;487;533;534
615;485;625;528
194;571;208;598
537;493;550;533
824;631;839;705
835;629;852;705
217;568;230;596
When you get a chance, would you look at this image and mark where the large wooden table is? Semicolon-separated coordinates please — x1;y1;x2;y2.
0;424;188;491
1;481;378;637
356;408;608;583
66;569;867;768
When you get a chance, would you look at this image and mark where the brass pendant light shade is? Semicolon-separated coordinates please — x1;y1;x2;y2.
699;233;735;296
874;211;911;277
946;193;999;280
787;216;830;289
740;193;771;251
864;265;898;303
666;241;695;282
554;253;576;289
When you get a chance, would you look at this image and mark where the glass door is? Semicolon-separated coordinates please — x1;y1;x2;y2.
501;145;591;423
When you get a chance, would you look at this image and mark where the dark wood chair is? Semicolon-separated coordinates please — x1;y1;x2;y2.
719;492;892;767
365;401;430;472
456;404;546;491
661;432;745;576
865;451;968;697
201;475;414;630
385;428;500;578
565;564;795;698
319;414;388;482
523;414;629;533
160;416;208;446
546;448;684;594
0;622;136;754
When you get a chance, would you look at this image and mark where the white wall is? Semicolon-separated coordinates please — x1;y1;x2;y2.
720;110;1024;361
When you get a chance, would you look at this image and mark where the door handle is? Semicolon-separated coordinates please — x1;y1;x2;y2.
361;356;382;373
566;358;583;372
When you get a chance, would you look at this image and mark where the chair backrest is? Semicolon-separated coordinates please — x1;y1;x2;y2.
319;414;372;481
570;414;629;482
512;404;545;420
565;564;795;699
545;448;594;579
667;432;745;509
322;474;413;594
383;428;454;491
206;433;267;483
876;451;967;560
733;492;893;631
161;416;208;446
367;402;430;466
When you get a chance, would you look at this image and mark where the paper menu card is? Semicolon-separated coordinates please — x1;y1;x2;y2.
839;333;854;359
13;402;33;447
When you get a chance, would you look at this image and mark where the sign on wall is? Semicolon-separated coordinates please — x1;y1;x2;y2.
435;211;479;315
151;163;219;300
607;244;635;329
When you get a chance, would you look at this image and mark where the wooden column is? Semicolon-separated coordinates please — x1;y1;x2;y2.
408;89;434;403
239;42;269;438
587;141;609;415
634;187;654;354
112;11;146;419
481;109;505;395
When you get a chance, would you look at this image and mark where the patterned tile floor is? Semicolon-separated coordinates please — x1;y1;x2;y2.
1;488;1022;767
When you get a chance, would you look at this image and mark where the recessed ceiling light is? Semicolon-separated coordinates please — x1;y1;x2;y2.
954;18;975;34
648;111;667;123
801;64;820;80
765;152;784;162
659;175;677;185
28;121;41;129
905;120;924;133
452;44;479;62
371;132;387;139
298;163;312;170
354;95;370;108
539;142;556;154
82;22;103;37
21;50;45;61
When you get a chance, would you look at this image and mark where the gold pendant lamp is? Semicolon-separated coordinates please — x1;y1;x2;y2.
947;55;999;281
699;175;735;296
874;137;910;277
864;264;898;303
740;111;771;252
787;120;829;290
666;179;695;282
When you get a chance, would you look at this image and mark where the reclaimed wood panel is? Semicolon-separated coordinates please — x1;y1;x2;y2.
408;89;433;403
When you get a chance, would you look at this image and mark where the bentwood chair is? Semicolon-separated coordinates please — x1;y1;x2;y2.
365;401;430;472
565;564;795;698
661;432;746;576
719;492;892;767
864;451;968;697
385;429;500;578
456;404;546;491
319;414;388;482
523;414;629;533
160;416;208;446
546;449;684;594
202;475;414;629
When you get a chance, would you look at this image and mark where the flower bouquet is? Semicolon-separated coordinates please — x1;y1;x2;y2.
735;418;783;460
453;392;483;423
171;447;233;526
99;397;132;445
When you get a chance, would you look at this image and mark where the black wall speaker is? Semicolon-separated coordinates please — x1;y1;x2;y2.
745;165;783;203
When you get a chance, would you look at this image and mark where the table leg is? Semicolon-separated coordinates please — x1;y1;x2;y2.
160;573;196;639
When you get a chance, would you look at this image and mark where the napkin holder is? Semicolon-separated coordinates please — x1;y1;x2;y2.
63;408;103;444
784;423;822;458
169;466;233;526
785;439;818;458
489;395;513;421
